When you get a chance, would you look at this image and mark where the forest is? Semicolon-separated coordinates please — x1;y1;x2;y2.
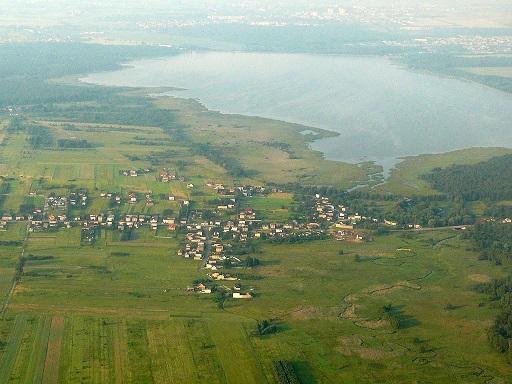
423;155;512;201
469;222;512;264
0;43;175;106
470;223;512;356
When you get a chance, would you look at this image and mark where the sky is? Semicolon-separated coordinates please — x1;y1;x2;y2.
1;0;511;38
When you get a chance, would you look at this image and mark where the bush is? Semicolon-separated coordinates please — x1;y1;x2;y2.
256;319;279;336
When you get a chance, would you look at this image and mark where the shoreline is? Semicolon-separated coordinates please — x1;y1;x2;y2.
75;51;512;183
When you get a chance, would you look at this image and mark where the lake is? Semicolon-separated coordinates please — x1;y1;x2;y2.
81;51;512;171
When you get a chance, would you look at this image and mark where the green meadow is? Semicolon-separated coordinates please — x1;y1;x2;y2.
1;224;511;382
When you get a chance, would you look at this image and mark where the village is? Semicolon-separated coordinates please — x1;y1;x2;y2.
0;168;383;300
2;170;508;302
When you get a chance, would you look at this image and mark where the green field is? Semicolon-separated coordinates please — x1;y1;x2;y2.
242;193;295;222
1;226;511;382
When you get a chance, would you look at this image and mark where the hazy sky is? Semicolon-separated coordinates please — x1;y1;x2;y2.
1;0;511;33
4;0;512;14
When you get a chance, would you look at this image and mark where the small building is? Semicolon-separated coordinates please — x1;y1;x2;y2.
233;292;253;299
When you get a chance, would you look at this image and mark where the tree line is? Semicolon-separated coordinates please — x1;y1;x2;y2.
192;143;257;178
8;117;55;149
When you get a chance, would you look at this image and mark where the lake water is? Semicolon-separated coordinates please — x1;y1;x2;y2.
81;51;512;172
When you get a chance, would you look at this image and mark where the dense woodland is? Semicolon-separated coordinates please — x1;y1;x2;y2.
424;155;512;201
469;222;512;264
478;275;512;357
470;223;512;356
0;43;175;106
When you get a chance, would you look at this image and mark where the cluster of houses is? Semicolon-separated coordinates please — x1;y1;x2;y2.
159;170;177;182
307;194;379;242
236;185;266;197
47;213;177;233
177;217;254;298
145;192;155;207
2;188;373;247
484;217;512;225
180;205;328;246
179;200;345;300
227;209;326;243
128;192;138;204
263;223;326;241
100;192;122;204
44;191;88;213
230;208;258;242
29;212;114;232
27;212;179;234
205;241;243;271
190;281;251;298
117;214;161;231
68;190;88;207
125;191;156;206
209;208;311;243
29;213;68;231
44;190;89;213
177;220;245;265
215;198;236;211
206;182;236;196
99;190;184;207
120;168;152;177
206;182;267;199
177;225;206;260
334;229;371;242
45;194;67;211
311;194;369;227
0;209;181;233
312;194;337;222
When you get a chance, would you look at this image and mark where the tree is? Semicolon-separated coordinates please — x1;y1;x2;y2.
256;319;279;336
